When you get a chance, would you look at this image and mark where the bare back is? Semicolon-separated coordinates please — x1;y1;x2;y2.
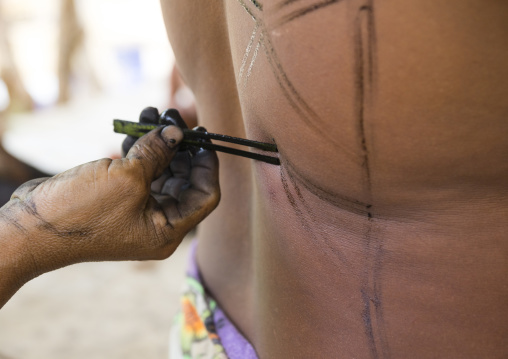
161;0;508;357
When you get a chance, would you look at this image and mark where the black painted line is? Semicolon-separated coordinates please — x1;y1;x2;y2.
284;160;355;270
250;0;263;11
284;158;372;215
237;0;258;21
237;0;359;160
260;29;360;160
271;0;341;29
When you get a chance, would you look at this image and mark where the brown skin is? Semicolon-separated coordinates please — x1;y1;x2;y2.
0;125;220;309
161;0;508;357
168;65;198;129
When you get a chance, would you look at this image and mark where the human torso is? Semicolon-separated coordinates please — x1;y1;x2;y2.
161;0;508;357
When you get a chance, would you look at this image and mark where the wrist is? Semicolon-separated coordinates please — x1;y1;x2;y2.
0;201;39;307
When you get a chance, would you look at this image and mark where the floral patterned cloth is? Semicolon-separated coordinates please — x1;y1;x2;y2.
169;241;258;359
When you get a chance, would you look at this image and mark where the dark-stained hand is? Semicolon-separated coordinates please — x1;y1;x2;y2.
4;125;219;277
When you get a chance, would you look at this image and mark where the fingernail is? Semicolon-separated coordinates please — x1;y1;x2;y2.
161;125;184;148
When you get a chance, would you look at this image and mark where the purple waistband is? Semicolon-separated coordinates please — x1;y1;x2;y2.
186;240;258;359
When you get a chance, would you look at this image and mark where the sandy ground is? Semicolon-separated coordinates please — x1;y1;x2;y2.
0;237;191;359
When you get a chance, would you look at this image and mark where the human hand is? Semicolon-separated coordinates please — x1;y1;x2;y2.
3;125;219;279
121;106;189;157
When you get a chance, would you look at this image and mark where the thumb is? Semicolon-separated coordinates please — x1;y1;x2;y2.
126;125;184;182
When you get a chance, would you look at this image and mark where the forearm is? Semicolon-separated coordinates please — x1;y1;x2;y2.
0;201;37;309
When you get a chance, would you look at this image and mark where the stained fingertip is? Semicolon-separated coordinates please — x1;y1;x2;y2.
160;108;188;129
161;126;184;148
139;107;160;124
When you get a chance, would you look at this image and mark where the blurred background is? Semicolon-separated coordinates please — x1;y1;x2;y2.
0;0;194;358
0;0;174;174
